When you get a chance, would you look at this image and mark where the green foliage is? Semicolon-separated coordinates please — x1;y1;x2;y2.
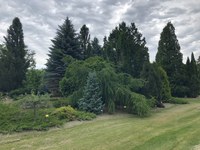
79;24;91;59
156;22;185;97
147;97;157;108
0;18;35;92
107;100;115;114
8;88;30;99
78;72;104;114
0;92;3;100
129;93;150;117
23;69;47;94
140;63;162;104
60;56;150;116
91;37;102;57
52;106;96;121
185;53;199;97
50;97;72;108
75;111;96;121
104;22;149;77
46;17;83;96
60;60;89;97
156;65;171;102
20;93;51;120
52;105;77;120
0;102;62;133
168;98;189;104
69;89;84;108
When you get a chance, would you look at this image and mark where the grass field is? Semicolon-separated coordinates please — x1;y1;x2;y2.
0;98;200;150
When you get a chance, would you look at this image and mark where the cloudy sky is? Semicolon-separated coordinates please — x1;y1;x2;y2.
0;0;199;68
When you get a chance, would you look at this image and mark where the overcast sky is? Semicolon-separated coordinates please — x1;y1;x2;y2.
0;0;199;68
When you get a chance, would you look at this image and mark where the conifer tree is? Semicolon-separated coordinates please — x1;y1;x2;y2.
156;22;186;97
46;17;83;96
104;22;149;77
91;37;102;56
0;17;34;92
78;72;104;114
79;24;90;59
140;62;162;105
186;53;199;97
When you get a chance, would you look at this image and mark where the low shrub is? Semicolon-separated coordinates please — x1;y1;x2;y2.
168;98;189;104
51;97;72;108
147;97;157;108
128;93;150;117
75;111;96;121
9;88;30;99
0;103;62;133
52;106;77;121
52;106;96;121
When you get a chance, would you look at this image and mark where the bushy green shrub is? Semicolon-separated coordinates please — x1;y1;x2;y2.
52;106;96;121
147;97;157;108
75;111;96;121
52;106;77;120
69;89;84;108
128;93;150;117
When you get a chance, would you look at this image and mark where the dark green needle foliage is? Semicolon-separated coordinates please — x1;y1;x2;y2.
156;22;186;97
79;24;91;59
0;17;34;92
46;17;83;96
185;53;199;97
103;22;149;77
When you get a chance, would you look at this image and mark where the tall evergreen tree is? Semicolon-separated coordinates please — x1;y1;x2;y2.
0;17;34;92
186;53;199;97
46;17;83;96
91;37;102;56
104;22;149;77
197;56;200;79
156;22;186;97
79;24;90;59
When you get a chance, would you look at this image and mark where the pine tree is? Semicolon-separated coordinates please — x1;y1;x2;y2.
156;22;186;97
197;56;200;79
78;71;104;114
186;53;199;97
91;37;102;56
46;17;83;96
79;24;90;59
104;22;149;77
0;17;34;92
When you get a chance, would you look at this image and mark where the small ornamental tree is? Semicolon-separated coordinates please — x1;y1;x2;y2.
78;71;104;114
22;92;51;121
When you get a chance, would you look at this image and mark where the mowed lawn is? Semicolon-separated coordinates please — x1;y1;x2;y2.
0;98;200;150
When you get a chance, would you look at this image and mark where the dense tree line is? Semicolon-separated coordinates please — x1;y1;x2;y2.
0;17;199;116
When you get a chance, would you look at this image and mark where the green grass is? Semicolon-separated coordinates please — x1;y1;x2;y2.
0;98;200;150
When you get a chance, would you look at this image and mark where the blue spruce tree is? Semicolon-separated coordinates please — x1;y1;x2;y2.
78;71;104;114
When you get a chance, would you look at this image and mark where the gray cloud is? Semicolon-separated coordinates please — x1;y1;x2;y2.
0;0;200;68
